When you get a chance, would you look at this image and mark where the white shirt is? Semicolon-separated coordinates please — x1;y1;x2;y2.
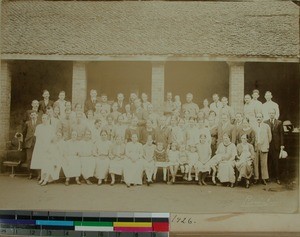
262;100;280;120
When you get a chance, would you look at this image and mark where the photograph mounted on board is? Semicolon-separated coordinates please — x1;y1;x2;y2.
0;0;299;215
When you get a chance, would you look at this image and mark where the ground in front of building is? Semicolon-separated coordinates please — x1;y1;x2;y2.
0;176;298;214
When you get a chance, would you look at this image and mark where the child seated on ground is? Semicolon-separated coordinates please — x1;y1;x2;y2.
178;144;189;180
153;142;169;182
168;143;180;183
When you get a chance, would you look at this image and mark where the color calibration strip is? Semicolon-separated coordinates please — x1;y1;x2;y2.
0;210;169;237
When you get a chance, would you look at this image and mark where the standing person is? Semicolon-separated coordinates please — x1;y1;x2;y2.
234;113;243;132
78;130;95;185
141;93;151;111
93;130;111;185
251;89;263;116
134;99;148;127
155;116;172;150
122;104;133;126
99;93;111;115
197;134;212;185
110;102;121;124
116;93;125;113
262;91;280;120
147;103;159;129
23;100;41;125
243;94;256;127
113;115;127;142
46;106;60;133
173;95;182;113
85;110;95;133
125;116;140;143
219;97;235;124
170;118;186;146
60;108;72;141
62;130;81;186
38;90;54;114
163;92;175;118
39;131;64;186
129;92;138;113
124;133;144;187
53;91;67;119
23;110;39;179
236;134;255;188
142;135;156;185
182;93;199;119
216;133;237;187
217;114;236;145
236;118;256;146
30;114;54;181
168;143;180;183
209;93;222;117
153;142;169;182
185;117;200;147
70;112;87;141
109;135;126;185
253;113;272;185
140;120;156;145
103;115;115;141
84;89;98;114
264;108;284;184
208;115;218;156
201;99;210;120
91;119;103;143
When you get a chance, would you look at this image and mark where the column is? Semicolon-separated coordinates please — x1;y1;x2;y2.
227;61;245;113
0;61;11;152
72;61;87;110
151;61;165;115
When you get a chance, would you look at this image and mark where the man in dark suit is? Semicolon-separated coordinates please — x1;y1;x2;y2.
264;108;284;184
84;89;99;114
116;93;125;113
23;110;39;179
38;90;54;114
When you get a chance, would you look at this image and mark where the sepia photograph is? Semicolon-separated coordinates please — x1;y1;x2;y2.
0;0;299;216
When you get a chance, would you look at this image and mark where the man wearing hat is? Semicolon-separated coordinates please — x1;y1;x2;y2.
264;108;284;184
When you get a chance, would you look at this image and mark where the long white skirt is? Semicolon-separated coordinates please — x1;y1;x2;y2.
143;160;155;174
217;160;235;183
80;156;96;179
109;159;124;175
94;155;110;180
123;158;143;185
41;158;61;181
62;156;81;178
206;154;222;168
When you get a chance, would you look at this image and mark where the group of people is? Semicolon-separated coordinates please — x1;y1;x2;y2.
22;88;284;189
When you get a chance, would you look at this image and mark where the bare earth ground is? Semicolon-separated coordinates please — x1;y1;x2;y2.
0;175;298;214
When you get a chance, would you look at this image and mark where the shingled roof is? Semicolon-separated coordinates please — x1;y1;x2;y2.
1;1;299;58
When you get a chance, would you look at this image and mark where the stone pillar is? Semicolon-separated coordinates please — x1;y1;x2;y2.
227;61;245;114
151;61;165;115
72;61;87;110
0;61;11;152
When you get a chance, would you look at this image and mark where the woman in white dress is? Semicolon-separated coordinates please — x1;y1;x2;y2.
31;114;54;180
62;130;82;185
124;133;144;187
93;130;111;185
78;130;95;185
215;133;237;187
39;131;64;186
113;115;127;141
236;134;255;188
109;135;126;185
